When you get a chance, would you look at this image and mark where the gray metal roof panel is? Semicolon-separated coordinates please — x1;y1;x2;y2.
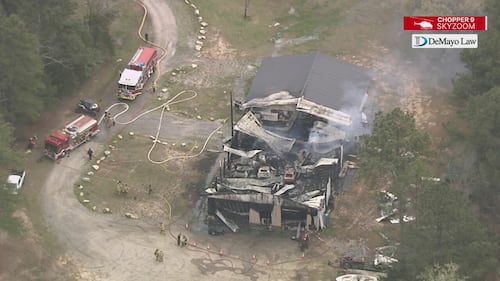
247;53;371;110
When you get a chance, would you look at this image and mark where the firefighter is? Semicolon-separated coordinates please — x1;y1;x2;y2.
27;136;36;151
159;222;165;234
103;111;114;128
154;249;163;262
181;235;188;247
300;233;309;251
87;148;93;160
116;180;123;194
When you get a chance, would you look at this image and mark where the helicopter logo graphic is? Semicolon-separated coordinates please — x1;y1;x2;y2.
414;20;433;29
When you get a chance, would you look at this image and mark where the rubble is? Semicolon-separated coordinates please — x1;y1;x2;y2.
206;53;371;234
336;274;378;281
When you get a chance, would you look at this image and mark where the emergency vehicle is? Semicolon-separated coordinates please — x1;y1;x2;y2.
44;115;100;160
117;46;157;100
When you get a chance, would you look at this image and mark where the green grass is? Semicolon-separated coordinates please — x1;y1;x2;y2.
74;134;209;216
190;0;388;58
166;80;233;120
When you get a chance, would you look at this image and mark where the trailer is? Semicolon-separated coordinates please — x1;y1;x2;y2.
118;46;157;100
44;115;100;160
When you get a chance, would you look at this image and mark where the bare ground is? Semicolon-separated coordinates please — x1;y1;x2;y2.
1;0;472;280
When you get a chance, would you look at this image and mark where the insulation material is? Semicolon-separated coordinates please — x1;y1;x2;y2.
234;111;296;154
241;91;299;108
274;184;295;196
223;145;262;158
296;97;352;126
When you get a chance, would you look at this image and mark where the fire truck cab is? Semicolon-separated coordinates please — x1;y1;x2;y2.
118;46;157;100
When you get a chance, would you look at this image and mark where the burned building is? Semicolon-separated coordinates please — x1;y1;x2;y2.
206;53;371;233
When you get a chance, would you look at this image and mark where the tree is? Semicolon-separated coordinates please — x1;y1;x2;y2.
359;108;431;183
85;0;115;52
452;0;500;100
453;29;500;100
0;13;48;123
417;263;466;281
2;0;115;96
389;184;497;281
464;87;500;212
0;113;23;167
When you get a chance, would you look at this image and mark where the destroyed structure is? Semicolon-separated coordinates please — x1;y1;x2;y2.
206;53;372;233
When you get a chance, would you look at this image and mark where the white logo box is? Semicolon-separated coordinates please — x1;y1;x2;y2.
412;34;478;48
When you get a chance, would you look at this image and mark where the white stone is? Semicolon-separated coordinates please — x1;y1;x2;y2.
129;132;135;136
198;35;206;40
99;156;106;161
92;165;99;171
96;160;101;164
196;40;203;46
117;134;123;139
199;29;206;35
104;150;111;156
103;207;111;213
194;9;200;15
162;87;168;93
149;135;155;140
184;0;189;4
181;142;187;147
79;192;84;197
125;212;138;219
82;177;90;182
200;21;208;27
273;22;280;27
83;199;90;203
92;206;97;211
87;171;94;176
209;117;215;121
191;64;198;69
196;115;202;120
172;72;177;76
78;185;83;190
190;3;196;9
195;45;202;51
198;16;203;22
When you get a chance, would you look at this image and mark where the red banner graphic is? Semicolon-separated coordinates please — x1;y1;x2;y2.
404;16;487;31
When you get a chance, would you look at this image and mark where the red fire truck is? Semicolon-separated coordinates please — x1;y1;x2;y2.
117;46;158;100
44;115;100;160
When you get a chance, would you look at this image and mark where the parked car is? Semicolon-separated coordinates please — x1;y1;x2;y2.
4;170;26;195
75;98;100;116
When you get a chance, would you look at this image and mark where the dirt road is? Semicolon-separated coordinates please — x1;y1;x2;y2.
40;1;306;280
